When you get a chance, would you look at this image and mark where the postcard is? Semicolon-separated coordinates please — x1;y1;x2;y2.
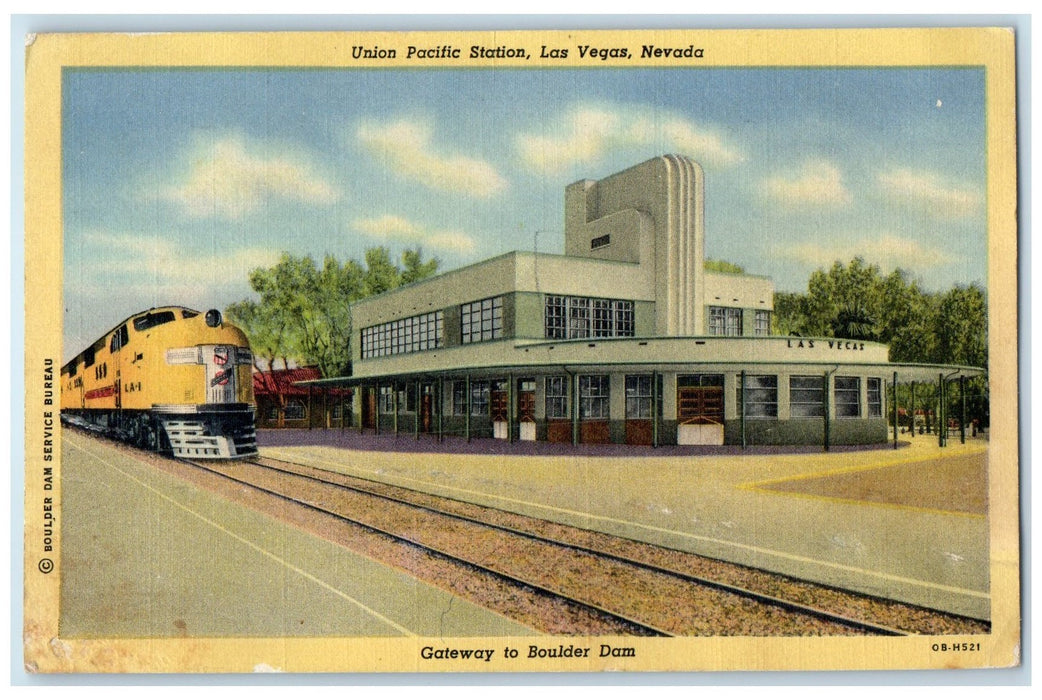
22;27;1019;673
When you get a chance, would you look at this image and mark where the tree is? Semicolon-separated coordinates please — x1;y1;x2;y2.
772;257;987;368
704;259;746;274
831;301;877;341
226;246;439;403
933;283;988;368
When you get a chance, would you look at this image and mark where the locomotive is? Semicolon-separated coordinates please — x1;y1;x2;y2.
60;306;257;458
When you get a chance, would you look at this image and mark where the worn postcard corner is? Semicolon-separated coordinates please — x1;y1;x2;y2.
22;26;1019;675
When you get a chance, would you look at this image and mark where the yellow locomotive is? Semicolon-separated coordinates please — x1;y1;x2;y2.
61;306;257;458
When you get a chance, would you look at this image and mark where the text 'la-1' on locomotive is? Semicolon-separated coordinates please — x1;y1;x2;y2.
60;306;258;458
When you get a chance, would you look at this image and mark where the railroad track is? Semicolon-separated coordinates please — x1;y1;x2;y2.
178;455;921;637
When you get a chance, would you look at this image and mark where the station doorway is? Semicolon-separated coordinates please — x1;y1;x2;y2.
677;374;725;445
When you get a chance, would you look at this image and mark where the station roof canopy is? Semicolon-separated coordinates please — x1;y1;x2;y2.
293;361;985;388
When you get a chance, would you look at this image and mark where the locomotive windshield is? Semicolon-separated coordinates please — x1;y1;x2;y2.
133;310;177;332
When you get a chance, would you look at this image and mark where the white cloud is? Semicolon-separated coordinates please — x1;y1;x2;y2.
353;214;476;254
776;233;955;272
516;103;743;174
877;168;981;219
356;119;507;198
156;133;338;219
78;230;282;287
763;160;852;208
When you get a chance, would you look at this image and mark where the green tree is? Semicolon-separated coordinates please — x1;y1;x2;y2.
401;248;440;285
704;259;746;274
772;257;986;368
227;246;439;385
933;283;988;368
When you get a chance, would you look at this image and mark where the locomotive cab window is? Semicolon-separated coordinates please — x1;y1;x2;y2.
133;310;176;332
109;324;129;352
181;309;200;319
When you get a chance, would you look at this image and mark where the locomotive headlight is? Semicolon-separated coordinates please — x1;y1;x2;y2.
205;309;223;327
166;347;203;365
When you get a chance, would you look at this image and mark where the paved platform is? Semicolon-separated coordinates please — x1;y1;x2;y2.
59;432;537;638
260;430;992;620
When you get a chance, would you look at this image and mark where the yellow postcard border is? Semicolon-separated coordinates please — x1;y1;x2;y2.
22;27;1019;674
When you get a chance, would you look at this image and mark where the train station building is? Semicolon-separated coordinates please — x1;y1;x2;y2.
315;155;983;448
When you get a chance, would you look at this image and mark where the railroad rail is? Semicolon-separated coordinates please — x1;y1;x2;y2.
179;455;924;637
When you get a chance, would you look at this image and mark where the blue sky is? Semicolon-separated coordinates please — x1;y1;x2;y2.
62;66;987;359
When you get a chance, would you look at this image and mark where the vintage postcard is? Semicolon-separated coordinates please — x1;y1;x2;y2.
22;27;1019;674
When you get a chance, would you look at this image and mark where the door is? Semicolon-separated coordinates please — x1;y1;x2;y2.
677;374;725;445
421;384;433;433
517;378;536;440
491;379;509;439
364;387;377;429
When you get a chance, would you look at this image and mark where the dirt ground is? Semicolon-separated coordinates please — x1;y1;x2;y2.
759;451;988;516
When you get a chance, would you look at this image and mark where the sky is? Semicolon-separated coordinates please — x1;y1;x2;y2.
61;66;987;360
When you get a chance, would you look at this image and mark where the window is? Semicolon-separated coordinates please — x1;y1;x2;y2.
545;296;568;339
545;376;569;418
109;324;129;352
569;297;591;338
590;234;610;249
133;310;176;332
625;375;653;419
379;386;394;413
709;307;743;336
452;381;468;416
284;400;307;421
834;376;861;418
789;376;825;418
461;297;503;344
579;375;610;419
470;380;490;416
867;378;883;418
737;375;778;418
593;299;613;337
545;296;634;340
265;405;279;421
754;310;772;336
614;300;635;336
402;384;417;413
361;310;443;358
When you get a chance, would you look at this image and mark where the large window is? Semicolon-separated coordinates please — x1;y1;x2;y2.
284;400;307;421
545;295;634;340
709;307;743;336
379;386;394;413
545;376;569;418
133;310;176;332
452;381;468;416
867;377;883;418
625;375;653;419
579;375;610;419
834;376;861;418
545;296;568;339
737;375;778;418
789;376;825;417
754;310;772;336
361;310;443;358
470;380;490;416
461;297;504;344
